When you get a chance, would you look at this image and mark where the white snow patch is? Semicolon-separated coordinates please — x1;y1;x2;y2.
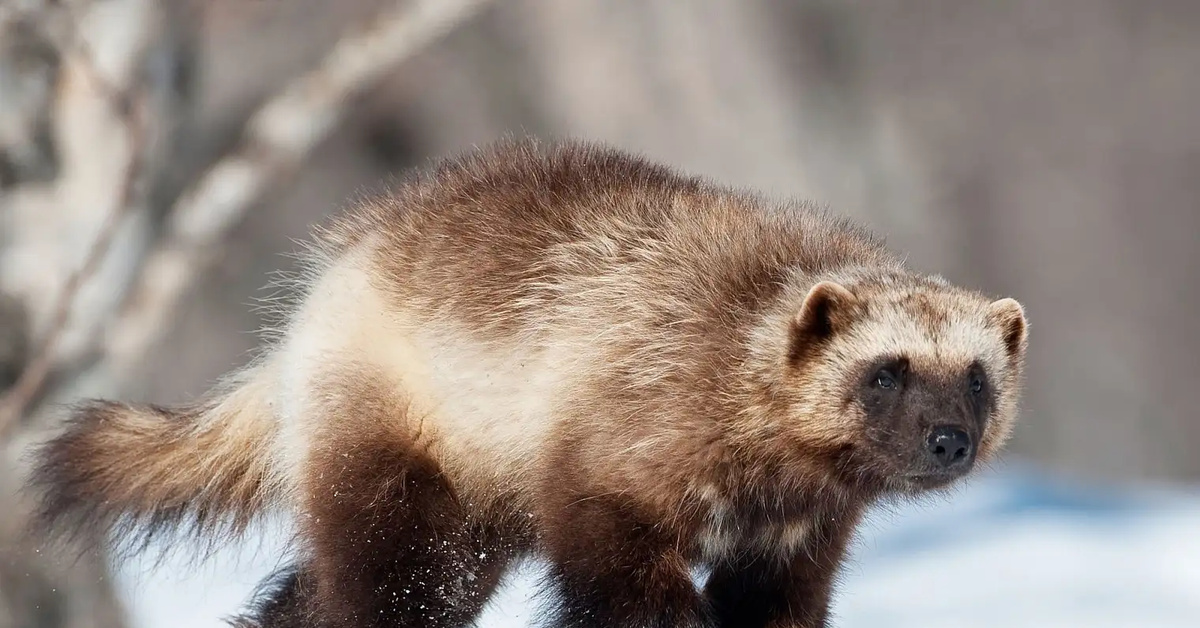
112;463;1200;628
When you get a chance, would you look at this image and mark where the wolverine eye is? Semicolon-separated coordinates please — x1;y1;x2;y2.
968;367;987;396
875;370;898;390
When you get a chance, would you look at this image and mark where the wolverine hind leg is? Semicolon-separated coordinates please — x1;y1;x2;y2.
265;372;519;628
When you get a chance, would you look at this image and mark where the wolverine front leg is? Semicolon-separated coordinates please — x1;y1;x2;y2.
703;515;858;628
542;493;713;628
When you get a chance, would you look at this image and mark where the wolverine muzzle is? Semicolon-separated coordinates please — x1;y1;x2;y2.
925;426;973;473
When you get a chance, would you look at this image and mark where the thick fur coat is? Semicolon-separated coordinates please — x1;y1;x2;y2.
29;139;1028;628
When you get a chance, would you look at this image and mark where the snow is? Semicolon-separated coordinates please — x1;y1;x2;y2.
113;461;1200;628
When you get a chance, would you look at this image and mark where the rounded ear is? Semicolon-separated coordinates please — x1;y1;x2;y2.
987;297;1028;358
789;281;858;361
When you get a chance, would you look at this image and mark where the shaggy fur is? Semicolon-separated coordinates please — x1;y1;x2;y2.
27;138;1028;628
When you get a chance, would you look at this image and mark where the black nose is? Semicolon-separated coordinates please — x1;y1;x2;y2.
926;426;972;469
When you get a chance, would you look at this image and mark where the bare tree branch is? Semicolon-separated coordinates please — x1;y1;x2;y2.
0;36;150;440
97;0;493;380
0;0;495;438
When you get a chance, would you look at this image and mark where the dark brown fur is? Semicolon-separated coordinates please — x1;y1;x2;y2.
294;368;530;628
26;138;1027;628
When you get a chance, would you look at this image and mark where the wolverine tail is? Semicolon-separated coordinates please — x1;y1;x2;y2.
27;361;285;555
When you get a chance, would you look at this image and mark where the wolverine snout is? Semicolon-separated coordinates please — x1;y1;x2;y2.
925;425;973;473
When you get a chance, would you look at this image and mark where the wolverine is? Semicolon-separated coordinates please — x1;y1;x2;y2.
27;138;1028;628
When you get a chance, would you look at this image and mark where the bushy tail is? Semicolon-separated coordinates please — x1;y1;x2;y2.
27;362;285;555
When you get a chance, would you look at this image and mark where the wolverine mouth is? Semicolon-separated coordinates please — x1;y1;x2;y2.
900;468;971;491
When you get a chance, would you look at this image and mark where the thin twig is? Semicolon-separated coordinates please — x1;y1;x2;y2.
0;49;149;439
101;0;493;374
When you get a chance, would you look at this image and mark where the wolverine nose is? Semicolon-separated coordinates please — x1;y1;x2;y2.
926;426;972;469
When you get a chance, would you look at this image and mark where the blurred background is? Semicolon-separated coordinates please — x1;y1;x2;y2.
0;0;1197;627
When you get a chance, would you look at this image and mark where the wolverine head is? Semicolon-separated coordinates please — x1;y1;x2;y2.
768;271;1028;496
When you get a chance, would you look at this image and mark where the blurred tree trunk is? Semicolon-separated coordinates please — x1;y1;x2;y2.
0;0;195;626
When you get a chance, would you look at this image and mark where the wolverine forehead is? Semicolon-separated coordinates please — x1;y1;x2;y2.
833;289;1009;375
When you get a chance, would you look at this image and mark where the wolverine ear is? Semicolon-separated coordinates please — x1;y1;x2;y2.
789;281;858;360
987;297;1028;358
